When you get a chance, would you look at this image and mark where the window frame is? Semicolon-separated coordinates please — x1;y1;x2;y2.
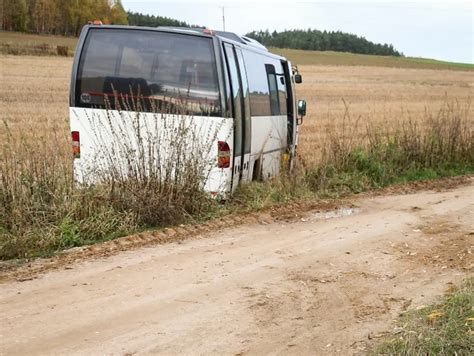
241;49;271;117
265;64;280;116
71;27;224;117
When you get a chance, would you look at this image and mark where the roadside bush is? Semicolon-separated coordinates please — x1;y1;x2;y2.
56;45;68;56
306;100;473;193
79;106;221;226
0;104;220;259
0;100;472;260
0;121;136;259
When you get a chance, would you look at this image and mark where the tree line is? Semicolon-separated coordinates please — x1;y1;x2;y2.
0;2;199;37
0;0;127;36
127;11;193;28
0;3;401;57
246;29;402;56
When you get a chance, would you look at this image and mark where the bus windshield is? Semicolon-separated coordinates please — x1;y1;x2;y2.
75;29;221;116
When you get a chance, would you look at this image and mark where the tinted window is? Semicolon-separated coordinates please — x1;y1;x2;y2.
278;74;287;115
235;48;251;154
76;29;221;116
224;44;242;154
242;50;270;116
265;64;280;115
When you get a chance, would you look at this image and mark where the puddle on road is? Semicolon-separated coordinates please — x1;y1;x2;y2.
310;207;360;221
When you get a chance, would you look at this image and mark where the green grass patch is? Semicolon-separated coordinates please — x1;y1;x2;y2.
1;31;471;70
1;101;472;260
271;48;474;71
0;31;77;48
374;278;474;355
306;147;474;195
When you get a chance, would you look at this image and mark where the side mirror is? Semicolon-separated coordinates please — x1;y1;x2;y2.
297;99;306;125
298;99;306;117
294;74;302;84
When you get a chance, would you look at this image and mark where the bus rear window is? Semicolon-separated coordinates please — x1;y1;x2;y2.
75;29;221;116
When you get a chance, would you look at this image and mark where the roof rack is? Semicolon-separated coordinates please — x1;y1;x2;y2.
156;26;203;34
156;27;267;51
240;35;268;51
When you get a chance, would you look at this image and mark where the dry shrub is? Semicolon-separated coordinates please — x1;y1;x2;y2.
0;99;220;259
213;99;473;220
56;45;68;56
79;97;222;226
305;100;473;193
1;57;472;260
0;120;136;259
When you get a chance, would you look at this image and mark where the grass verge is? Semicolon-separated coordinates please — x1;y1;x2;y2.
0;101;472;260
303;100;473;195
373;278;474;355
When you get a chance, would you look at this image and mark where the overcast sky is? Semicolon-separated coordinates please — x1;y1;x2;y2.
122;0;473;63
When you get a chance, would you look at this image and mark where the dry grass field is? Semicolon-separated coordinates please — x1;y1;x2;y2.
298;65;473;162
1;54;472;162
0;51;472;260
273;47;474;70
0;31;78;48
0;37;472;354
0;31;77;56
1;55;71;137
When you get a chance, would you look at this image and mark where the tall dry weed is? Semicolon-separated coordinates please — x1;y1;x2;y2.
305;100;473;193
0;94;221;259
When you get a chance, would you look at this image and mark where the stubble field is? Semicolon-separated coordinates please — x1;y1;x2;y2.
1;54;472;162
0;52;473;260
0;37;472;355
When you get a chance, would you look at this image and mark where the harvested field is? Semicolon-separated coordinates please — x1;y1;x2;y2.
1;54;472;162
273;47;474;70
0;31;77;56
0;31;78;48
298;65;473;162
1;53;472;259
0;55;71;139
0;49;472;355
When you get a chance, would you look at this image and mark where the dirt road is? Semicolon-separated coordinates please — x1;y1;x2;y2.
1;183;473;355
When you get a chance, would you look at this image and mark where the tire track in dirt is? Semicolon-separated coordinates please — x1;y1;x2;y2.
0;175;471;283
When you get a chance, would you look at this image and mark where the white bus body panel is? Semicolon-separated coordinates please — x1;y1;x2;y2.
250;115;287;179
70;107;234;195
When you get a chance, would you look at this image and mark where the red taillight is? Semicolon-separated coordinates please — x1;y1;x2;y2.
217;141;230;168
71;131;80;158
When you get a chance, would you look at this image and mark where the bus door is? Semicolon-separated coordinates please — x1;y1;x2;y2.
281;60;296;155
223;44;251;191
235;48;251;184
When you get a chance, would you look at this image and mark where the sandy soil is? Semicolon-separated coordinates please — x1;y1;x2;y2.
1;183;473;355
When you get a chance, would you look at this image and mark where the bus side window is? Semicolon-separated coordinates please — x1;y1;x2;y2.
242;50;271;117
277;64;287;115
265;64;280;115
